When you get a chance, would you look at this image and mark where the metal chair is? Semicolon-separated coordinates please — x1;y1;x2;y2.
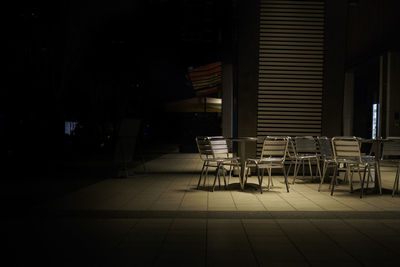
245;136;290;193
288;136;321;184
317;136;337;191
195;136;240;191
331;136;380;198
379;137;400;196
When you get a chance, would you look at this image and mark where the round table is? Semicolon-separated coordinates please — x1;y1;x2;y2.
224;137;260;190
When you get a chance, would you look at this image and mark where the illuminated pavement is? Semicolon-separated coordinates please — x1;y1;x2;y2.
3;153;400;266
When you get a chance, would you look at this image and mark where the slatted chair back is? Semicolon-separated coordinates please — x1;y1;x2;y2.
260;136;289;164
382;137;400;160
196;136;230;161
317;136;334;159
196;136;214;161
331;136;362;163
295;136;318;155
209;137;230;159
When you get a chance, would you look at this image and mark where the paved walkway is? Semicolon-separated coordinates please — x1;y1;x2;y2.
3;153;400;266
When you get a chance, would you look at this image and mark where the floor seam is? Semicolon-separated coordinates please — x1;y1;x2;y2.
308;219;364;266
342;218;400;255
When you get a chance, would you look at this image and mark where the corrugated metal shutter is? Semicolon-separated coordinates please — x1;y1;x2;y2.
257;0;325;153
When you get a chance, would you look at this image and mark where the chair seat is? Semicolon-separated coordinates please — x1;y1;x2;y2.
245;136;290;193
336;158;363;165
295;154;318;160
211;157;239;163
379;159;400;167
247;157;283;165
321;158;336;163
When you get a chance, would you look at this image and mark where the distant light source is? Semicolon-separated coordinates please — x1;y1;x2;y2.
372;103;379;139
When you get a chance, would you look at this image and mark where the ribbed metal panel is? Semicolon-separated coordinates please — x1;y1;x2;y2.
257;0;325;153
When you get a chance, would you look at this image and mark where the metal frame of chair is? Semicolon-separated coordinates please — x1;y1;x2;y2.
317;136;337;191
245;136;290;193
288;136;321;184
195;136;240;191
331;136;380;198
379;137;400;197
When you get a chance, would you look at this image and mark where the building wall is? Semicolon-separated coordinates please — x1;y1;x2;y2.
322;0;347;137
346;0;400;67
236;0;259;156
387;51;400;137
236;0;346;144
257;0;325;149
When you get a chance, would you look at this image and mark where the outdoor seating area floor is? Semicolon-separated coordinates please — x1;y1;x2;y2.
3;153;400;266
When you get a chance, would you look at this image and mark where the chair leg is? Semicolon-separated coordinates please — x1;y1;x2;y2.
292;159;299;184
197;162;206;189
376;162;382;195
394;167;400;197
269;168;273;189
222;166;227;190
257;166;263;194
316;158;322;182
212;163;221;192
262;168;265;182
318;161;327;192
218;172;221;190
343;165;348;184
330;166;338;196
283;165;289;193
204;166;209;187
267;167;272;190
237;162;242;185
244;163;251;184
270;167;274;186
349;166;354;193
227;165;233;186
308;159;313;182
396;171;400;196
360;165;368;198
245;164;250;185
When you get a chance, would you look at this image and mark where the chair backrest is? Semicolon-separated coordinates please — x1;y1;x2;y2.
294;136;318;155
209;137;230;158
196;136;212;161
260;136;289;163
331;136;362;163
317;136;334;159
382;137;400;160
195;136;229;160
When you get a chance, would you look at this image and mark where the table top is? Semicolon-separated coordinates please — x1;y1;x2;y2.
361;138;394;143
225;137;259;142
208;136;259;141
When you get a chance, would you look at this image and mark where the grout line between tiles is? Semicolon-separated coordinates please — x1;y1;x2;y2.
274;217;312;267
308;218;364;265
240;219;261;267
341;218;400;255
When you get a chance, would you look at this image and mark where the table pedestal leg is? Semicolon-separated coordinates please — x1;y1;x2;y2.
240;142;246;190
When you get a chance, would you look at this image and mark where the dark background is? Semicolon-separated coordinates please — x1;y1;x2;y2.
3;0;400;179
4;0;236;178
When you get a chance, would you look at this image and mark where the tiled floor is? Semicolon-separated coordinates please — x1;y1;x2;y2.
3;153;400;266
